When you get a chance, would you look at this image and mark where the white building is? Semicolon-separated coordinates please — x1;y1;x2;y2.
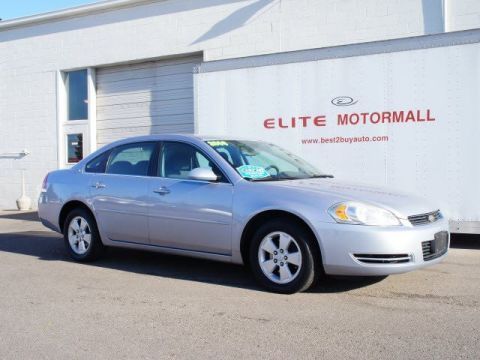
0;0;479;209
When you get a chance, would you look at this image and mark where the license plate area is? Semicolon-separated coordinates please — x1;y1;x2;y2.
422;231;448;261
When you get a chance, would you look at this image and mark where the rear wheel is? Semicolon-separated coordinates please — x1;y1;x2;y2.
249;219;320;294
63;208;104;262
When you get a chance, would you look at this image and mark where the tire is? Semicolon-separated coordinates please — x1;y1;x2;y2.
63;208;104;262
249;218;321;294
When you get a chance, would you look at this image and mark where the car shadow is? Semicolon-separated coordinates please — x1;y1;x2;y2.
0;211;39;222
308;275;388;293
450;234;480;250
0;230;388;294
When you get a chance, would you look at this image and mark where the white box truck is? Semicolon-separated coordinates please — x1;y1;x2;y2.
195;29;480;234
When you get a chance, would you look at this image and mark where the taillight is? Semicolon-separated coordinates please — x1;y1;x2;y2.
41;173;49;193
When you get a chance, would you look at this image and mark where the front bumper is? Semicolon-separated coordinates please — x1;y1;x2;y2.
315;218;449;276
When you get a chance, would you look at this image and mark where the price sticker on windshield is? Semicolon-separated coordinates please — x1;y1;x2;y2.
236;165;270;179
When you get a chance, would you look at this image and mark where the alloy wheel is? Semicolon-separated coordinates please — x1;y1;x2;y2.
68;216;92;255
258;231;303;284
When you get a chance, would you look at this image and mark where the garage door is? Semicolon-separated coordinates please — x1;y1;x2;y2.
96;56;200;147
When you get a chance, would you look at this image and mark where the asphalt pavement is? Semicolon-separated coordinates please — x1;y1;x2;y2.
0;211;479;359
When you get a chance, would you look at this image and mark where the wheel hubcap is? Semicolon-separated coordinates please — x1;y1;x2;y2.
68;216;92;255
258;231;302;284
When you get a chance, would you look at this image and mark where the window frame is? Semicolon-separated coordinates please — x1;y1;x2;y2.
58;68;96;169
157;141;231;184
104;141;158;178
65;133;85;165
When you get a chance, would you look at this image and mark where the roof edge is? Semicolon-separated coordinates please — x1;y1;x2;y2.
0;0;162;31
196;28;480;73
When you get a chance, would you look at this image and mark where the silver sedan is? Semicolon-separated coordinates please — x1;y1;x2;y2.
38;135;449;293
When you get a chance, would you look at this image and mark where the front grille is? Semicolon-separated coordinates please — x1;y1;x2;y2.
353;253;412;264
408;210;442;226
422;231;449;261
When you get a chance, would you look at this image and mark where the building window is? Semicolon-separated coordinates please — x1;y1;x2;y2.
67;133;84;163
66;70;88;120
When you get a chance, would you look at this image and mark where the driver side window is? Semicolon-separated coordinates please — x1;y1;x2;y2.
159;142;226;182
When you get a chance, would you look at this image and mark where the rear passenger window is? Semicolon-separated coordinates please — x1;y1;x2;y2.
85;151;110;174
106;143;155;176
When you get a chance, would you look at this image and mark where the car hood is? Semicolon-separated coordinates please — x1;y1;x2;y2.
265;178;438;219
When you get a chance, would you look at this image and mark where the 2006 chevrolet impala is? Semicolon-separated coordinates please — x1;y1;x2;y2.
38;135;449;293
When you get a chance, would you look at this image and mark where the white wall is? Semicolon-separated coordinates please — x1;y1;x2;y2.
446;0;480;31
0;0;479;209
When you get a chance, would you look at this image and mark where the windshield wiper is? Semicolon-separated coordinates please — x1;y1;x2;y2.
247;177;278;182
248;176;305;182
310;174;334;178
247;174;334;182
276;175;334;180
247;176;296;182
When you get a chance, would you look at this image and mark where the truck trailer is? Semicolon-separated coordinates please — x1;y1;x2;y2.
195;29;480;234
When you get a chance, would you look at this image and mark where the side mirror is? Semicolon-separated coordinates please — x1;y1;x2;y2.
189;168;218;182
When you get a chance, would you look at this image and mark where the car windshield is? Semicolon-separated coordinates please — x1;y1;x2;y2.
205;140;331;181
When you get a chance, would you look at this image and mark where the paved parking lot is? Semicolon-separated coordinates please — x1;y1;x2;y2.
0;211;479;359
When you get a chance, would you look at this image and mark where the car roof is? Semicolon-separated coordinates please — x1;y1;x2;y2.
71;133;249;182
102;134;259;144
72;134;264;171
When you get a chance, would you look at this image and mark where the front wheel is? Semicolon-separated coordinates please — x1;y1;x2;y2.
63;208;104;262
249;219;320;294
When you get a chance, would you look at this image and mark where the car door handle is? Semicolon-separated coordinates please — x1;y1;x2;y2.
153;186;170;195
92;182;106;189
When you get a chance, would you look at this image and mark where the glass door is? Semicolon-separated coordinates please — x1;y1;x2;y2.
59;68;95;168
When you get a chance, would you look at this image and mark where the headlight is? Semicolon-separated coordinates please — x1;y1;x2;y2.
328;202;401;226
